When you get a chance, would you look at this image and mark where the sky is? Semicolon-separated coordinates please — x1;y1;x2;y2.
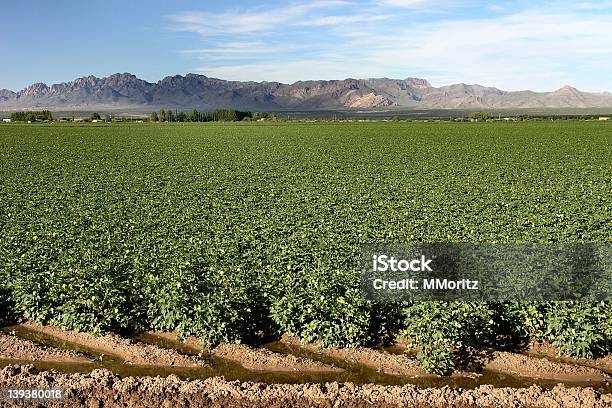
2;0;612;92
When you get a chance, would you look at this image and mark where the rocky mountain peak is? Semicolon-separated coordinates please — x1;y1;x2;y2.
21;82;49;97
553;85;580;94
0;89;17;100
1;73;611;110
404;78;432;88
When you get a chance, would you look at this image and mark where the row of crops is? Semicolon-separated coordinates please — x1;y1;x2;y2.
0;122;610;374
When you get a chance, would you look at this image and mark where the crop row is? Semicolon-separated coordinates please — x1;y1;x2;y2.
0;122;610;373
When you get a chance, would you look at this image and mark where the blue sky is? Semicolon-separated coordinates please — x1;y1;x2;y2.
2;0;612;92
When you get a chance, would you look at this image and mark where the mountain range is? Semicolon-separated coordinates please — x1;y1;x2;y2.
2;73;612;111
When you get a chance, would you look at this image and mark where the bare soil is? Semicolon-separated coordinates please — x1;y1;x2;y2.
527;342;612;374
282;335;434;378
2;364;610;408
141;331;203;354
0;332;90;364
20;322;206;368
213;344;344;373
484;351;611;383
284;336;612;384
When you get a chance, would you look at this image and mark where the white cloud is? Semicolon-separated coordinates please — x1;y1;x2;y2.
180;41;287;56
173;2;612;91
168;1;348;36
331;10;612;91
381;0;432;7
299;14;391;26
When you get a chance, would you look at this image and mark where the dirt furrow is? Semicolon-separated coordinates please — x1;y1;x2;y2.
144;332;343;373
19;322;206;368
485;351;611;383
2;364;610;408
213;343;344;373
0;332;90;364
527;342;612;374
281;335;434;378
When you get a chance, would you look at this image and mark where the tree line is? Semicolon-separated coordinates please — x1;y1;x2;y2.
10;111;53;122
150;109;276;122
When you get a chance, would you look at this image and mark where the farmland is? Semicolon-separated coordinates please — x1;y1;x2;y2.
0;121;611;393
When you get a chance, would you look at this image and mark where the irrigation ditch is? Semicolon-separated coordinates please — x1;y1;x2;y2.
0;321;610;407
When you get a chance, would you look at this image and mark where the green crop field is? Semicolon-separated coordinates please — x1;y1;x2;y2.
0;121;610;374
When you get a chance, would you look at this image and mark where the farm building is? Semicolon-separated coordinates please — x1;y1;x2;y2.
598;117;610;121
2;118;11;122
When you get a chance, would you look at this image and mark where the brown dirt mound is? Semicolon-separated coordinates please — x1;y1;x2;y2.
528;342;612;374
144;332;343;373
20;322;206;368
282;336;433;378
0;333;90;364
143;331;203;353
1;365;610;408
212;343;344;373
485;351;610;382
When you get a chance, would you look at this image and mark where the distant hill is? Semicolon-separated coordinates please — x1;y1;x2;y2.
1;73;612;111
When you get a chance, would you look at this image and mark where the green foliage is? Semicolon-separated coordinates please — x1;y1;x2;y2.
90;112;101;121
416;337;455;375
500;301;612;359
270;268;372;347
544;302;611;358
400;302;498;374
211;109;251;122
176;112;187;122
0;279;15;325
10;110;53;122
469;111;493;121
3;213;146;334
499;301;549;340
144;259;269;348
151;108;255;122
253;112;270;121
48;263;145;334
0;121;609;373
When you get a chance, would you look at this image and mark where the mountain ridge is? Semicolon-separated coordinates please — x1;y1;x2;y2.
2;73;612;111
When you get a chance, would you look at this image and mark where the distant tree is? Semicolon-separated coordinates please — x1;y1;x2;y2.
253;112;269;121
190;109;200;122
469;111;492;121
90;112;101;120
212;109;252;122
45;111;53;121
10;110;53;122
149;107;258;123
